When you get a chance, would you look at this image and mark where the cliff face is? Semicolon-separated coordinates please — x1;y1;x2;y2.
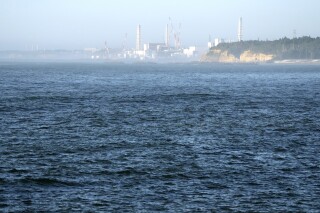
201;49;275;63
219;50;238;63
240;51;274;63
201;49;238;63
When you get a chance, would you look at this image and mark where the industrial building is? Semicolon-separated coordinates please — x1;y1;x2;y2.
131;24;198;60
89;22;201;62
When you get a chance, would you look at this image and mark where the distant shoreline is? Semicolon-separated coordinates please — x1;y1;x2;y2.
1;54;320;65
1;59;320;65
274;59;320;64
200;60;320;65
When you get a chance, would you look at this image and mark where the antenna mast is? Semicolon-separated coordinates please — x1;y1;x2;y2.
136;25;141;51
238;17;243;42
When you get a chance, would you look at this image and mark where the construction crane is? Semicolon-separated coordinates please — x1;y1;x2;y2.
169;17;182;50
165;24;170;48
104;41;110;59
122;33;128;51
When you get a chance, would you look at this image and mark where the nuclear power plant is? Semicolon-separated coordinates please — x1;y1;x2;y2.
88;18;244;62
124;22;198;61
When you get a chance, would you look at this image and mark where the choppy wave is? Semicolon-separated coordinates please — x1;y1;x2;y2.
0;63;319;212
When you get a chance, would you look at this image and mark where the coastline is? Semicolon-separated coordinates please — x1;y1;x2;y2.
274;59;320;64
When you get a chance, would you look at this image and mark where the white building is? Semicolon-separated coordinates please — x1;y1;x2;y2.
144;43;167;52
215;38;225;46
183;46;196;57
208;42;214;49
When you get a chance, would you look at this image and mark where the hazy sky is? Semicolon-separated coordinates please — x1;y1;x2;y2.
1;0;320;50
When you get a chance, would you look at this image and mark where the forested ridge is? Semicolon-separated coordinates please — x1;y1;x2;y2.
209;37;320;60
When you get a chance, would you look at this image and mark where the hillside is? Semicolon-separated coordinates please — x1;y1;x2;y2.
202;37;320;63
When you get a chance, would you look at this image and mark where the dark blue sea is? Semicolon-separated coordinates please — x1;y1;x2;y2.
0;62;319;212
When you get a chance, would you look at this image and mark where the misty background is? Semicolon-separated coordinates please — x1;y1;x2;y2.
1;0;320;51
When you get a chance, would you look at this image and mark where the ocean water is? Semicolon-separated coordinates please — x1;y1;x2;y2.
0;62;319;212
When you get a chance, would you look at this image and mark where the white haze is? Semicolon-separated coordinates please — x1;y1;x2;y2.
1;0;320;50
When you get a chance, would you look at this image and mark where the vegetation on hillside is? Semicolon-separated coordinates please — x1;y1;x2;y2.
209;37;320;60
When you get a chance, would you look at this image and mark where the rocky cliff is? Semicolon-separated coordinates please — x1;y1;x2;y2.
240;51;274;63
201;50;274;63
